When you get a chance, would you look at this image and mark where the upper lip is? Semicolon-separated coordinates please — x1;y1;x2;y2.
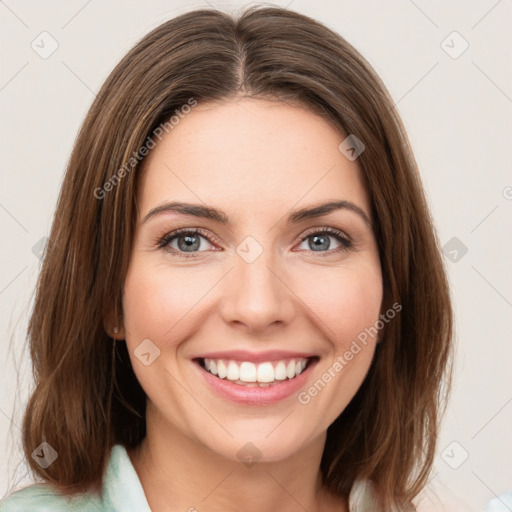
192;350;318;363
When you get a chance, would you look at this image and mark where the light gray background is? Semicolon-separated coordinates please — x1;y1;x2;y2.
1;1;511;510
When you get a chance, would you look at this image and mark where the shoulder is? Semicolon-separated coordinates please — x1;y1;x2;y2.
348;479;417;512
0;444;149;512
0;483;103;512
349;479;382;511
484;490;512;511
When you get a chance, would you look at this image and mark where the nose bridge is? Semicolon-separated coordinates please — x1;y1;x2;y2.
221;234;294;331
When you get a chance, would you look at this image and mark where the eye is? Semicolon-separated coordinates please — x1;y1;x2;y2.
156;228;218;259
156;226;353;259
296;228;353;255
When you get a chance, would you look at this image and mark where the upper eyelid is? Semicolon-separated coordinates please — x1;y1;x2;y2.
300;226;352;241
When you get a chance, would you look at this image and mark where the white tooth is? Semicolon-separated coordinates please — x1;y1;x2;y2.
239;362;257;382
274;361;287;380
217;360;227;379
207;358;307;383
257;362;275;383
226;361;239;381
286;359;296;379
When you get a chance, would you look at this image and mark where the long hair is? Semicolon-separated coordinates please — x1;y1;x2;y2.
20;6;453;509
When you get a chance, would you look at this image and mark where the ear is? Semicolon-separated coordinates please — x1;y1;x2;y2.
104;301;125;340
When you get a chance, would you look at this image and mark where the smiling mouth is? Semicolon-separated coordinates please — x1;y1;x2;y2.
194;356;319;387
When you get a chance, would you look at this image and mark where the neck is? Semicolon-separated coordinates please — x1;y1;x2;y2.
127;402;346;512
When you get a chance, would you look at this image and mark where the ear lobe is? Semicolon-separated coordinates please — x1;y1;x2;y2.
104;303;125;339
109;325;126;339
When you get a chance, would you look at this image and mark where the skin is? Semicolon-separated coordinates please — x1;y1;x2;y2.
115;97;383;511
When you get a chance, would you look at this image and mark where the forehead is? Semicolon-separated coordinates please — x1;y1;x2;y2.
137;97;369;218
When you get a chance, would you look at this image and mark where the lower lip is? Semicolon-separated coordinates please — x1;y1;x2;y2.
193;359;318;406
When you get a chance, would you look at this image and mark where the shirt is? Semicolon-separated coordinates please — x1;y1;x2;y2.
484;490;512;512
0;444;383;511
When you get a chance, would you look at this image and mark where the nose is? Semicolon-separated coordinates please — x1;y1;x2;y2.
219;241;296;334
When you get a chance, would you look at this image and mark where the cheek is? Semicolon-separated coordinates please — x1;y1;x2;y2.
295;262;383;349
121;258;206;401
122;257;202;347
339;276;383;346
295;267;382;415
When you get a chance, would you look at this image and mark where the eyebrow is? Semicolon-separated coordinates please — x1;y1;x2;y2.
142;200;371;227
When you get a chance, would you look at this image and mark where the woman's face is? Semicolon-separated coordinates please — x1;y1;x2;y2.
121;97;383;462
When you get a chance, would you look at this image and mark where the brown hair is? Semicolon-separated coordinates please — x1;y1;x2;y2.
19;5;453;509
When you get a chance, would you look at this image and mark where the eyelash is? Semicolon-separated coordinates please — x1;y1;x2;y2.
155;227;353;259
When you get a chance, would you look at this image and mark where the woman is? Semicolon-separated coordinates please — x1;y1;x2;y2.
1;5;453;511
